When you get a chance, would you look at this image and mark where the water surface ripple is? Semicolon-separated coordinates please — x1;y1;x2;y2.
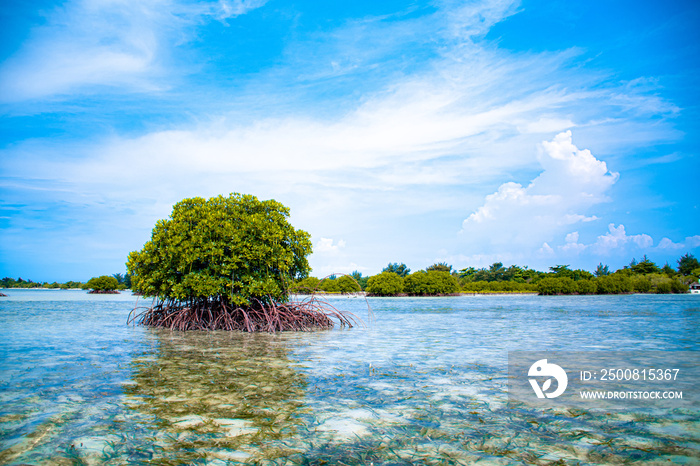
0;290;698;464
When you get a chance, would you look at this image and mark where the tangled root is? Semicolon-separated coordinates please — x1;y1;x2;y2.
128;295;360;332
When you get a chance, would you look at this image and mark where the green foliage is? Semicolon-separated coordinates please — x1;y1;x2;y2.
336;275;361;293
576;279;596;295
549;265;594;281
549;265;570;275
319;277;340;293
85;275;120;291
630;255;660;275
60;281;84;290
661;263;676;277
655;281;672;294
594;263;610;277
536;277;577;295
459;263;542;283
366;272;404;296
631;275;652;293
290;277;320;293
648;274;688;294
350;271;369;290
461;281;537;292
403;271;459;296
671;279;688;293
382;263;410;277
0;277;41;288
126;193;312;307
594;274;634;294
112;272;132;288
426;262;452;273
292;275;360;294
677;253;700;276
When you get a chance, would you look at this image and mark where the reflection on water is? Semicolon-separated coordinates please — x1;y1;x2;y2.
121;331;310;464
0;290;698;464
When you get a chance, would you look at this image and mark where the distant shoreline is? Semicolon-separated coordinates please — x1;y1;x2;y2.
294;291;540;297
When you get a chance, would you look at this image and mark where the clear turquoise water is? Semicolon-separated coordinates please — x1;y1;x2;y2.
0;290;698;464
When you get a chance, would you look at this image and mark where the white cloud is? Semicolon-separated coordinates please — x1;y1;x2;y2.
461;131;619;248
590;223;653;253
538;242;555;256
0;0;689;277
216;0;268;20
560;231;587;254
657;235;700;250
657;237;684;250
0;0;267;101
314;237;346;254
536;224;700;264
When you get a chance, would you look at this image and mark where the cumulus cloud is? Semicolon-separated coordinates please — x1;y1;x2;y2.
545;224;653;257
590;223;653;253
657;235;700;250
560;231;587;254
0;0;689;277
461;131;619;248
314;237;346;254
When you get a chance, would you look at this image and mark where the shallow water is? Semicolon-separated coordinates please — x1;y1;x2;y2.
0;290;698;464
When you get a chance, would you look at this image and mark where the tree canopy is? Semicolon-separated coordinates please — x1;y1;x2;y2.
426;262;452;273
84;275;119;292
677;253;700;276
404;270;459;295
382;262;410;277
366;272;404;296
127;193;312;307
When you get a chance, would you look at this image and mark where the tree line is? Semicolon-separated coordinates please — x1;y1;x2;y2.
291;253;700;296
3;255;699;296
0;273;131;290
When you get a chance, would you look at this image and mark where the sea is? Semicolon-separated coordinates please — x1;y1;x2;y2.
0;289;698;464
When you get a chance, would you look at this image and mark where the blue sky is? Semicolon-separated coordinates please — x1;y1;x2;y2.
1;0;698;282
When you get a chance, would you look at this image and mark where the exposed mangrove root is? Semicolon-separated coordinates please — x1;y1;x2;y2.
128;295;361;332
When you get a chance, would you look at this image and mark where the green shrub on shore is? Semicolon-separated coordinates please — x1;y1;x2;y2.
336;275;361;293
290;277;320;293
461;281;537;293
290;275;362;294
366;272;404;296
83;275;120;293
404;270;459;296
319;277;340;293
595;275;634;294
537;277;577;295
532;271;689;296
316;275;361;293
577;279;597;295
631;275;652;293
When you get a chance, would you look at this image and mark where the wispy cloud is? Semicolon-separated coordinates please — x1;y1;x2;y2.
0;0;694;279
0;0;267;102
461;131;618;247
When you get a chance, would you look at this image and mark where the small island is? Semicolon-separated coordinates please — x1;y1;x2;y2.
127;193;356;332
83;275;121;294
